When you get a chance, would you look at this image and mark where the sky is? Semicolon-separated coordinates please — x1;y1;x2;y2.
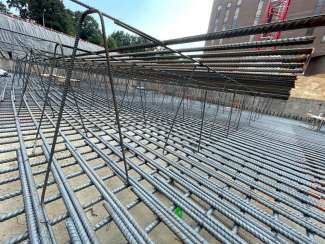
63;0;214;43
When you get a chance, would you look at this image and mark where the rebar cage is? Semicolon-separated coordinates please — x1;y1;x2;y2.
0;0;324;243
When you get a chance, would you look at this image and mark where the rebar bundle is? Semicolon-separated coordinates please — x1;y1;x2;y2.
0;1;324;243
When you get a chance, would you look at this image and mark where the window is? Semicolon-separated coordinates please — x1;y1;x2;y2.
213;6;223;32
232;0;242;29
250;0;266;41
254;0;266;25
222;3;232;31
206;5;222;46
314;0;325;15
220;3;232;44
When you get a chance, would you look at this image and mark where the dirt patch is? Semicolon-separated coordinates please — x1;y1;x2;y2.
292;75;325;101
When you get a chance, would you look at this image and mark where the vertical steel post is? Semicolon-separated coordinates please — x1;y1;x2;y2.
163;88;186;154
226;91;236;137
197;89;208;152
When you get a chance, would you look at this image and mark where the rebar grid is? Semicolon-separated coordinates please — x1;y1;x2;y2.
0;74;325;243
0;1;325;243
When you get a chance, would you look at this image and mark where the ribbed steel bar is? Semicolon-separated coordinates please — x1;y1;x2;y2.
23;94;100;244
10;89;55;244
69;85;324;192
50;79;324;197
66;0;325;54
109;36;315;58
1;78;325;243
63;2;319;99
29;85;209;243
108;48;313;62
112;15;325;51
43;81;324;242
1;2;325;243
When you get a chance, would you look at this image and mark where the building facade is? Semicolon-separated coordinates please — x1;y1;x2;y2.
206;0;325;74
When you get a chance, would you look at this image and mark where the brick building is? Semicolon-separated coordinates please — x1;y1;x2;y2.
206;0;325;74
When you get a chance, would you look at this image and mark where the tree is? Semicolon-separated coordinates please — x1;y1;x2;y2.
6;0;27;18
110;30;147;51
0;1;9;13
28;0;68;32
107;36;117;49
5;0;75;34
64;9;75;35
74;11;102;45
5;1;149;47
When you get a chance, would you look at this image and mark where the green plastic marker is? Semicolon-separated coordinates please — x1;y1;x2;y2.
175;207;183;218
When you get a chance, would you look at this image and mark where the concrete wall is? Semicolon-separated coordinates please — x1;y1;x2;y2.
305;55;325;75
1;57;324;121
0;58;13;71
136;80;325;120
152;84;325;120
267;97;325;119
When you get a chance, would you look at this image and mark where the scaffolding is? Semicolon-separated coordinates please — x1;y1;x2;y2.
255;0;292;41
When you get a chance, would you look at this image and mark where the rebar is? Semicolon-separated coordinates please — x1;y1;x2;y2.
0;2;325;243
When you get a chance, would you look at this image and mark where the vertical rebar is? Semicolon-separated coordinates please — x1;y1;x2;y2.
197;89;208;152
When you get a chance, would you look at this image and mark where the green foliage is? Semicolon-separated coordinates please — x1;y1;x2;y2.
64;9;76;35
4;0;148;48
74;11;102;45
110;30;147;52
6;0;73;33
111;30;146;47
4;0;101;44
6;0;27;17
174;207;183;218
28;0;68;33
0;1;9;13
107;36;117;49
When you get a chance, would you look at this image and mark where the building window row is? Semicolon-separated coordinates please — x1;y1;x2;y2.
222;2;232;31
212;0;242;34
250;0;266;41
213;5;223;32
232;0;242;29
219;3;232;44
